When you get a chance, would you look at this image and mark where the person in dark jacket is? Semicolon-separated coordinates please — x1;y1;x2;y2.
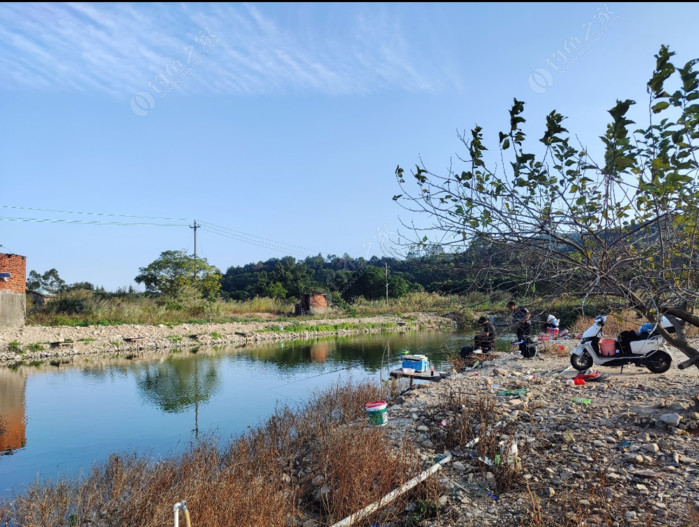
474;316;497;351
507;301;531;342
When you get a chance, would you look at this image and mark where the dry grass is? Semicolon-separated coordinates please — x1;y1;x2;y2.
689;503;699;523
569;309;641;337
352;291;469;316
0;379;434;527
314;427;419;524
27;292;297;326
434;391;522;494
444;351;499;372
537;340;570;357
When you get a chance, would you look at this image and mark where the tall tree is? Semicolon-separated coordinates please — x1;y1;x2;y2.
393;46;699;368
26;268;66;294
135;250;222;299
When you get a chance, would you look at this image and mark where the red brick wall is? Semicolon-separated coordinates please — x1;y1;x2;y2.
0;254;26;294
309;294;328;309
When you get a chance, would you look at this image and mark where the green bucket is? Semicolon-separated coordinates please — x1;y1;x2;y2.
366;401;388;426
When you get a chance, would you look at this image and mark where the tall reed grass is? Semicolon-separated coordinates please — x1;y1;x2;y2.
26;290;297;327
352;291;471;315
0;378;435;527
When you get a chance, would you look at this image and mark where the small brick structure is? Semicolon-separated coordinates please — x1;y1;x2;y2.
295;293;329;315
0;253;26;293
0;253;27;326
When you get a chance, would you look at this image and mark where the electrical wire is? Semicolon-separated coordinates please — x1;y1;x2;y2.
0;204;190;221
199;224;310;258
0;216;187;227
199;221;313;252
0;204;317;258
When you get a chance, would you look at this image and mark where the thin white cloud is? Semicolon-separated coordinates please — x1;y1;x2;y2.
0;2;444;99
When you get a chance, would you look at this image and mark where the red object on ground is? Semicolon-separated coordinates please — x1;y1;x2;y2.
573;377;586;385
574;371;601;381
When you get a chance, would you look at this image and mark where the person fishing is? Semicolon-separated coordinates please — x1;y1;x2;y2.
474;316;497;352
507;301;531;342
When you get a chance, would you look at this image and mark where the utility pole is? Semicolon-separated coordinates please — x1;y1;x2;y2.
190;220;199;281
190;220;199;258
385;263;389;308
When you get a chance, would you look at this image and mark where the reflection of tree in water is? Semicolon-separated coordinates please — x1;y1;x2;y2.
136;357;221;437
236;332;458;372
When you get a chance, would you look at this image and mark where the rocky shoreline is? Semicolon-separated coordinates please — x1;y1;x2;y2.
0;313;456;364
379;344;699;526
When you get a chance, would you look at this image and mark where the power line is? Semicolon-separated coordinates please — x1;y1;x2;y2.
0;216;187;227
0;204;317;258
199;221;313;252
199;224;309;258
0;204;190;221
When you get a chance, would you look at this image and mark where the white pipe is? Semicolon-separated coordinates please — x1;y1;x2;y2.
329;453;452;527
173;500;188;527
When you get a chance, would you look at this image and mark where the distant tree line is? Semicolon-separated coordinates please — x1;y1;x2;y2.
29;246;538;304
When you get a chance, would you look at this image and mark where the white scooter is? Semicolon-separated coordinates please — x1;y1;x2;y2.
570;315;674;374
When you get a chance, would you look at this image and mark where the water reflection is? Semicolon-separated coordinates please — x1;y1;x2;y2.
309;341;331;362
136;356;221;437
0;329;474;499
0;369;27;454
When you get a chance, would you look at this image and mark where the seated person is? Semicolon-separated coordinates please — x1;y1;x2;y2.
474;316;497;352
545;314;560;330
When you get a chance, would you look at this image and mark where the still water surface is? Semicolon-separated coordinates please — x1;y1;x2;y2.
0;330;483;499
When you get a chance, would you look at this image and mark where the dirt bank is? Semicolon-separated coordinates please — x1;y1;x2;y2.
0;312;457;364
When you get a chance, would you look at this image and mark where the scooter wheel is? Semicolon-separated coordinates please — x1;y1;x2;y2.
645;350;672;374
570;351;593;371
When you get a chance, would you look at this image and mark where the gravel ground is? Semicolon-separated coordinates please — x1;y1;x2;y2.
379;340;699;527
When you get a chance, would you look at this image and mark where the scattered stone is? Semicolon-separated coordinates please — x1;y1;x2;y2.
659;413;683;427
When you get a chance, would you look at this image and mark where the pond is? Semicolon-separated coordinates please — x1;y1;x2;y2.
0;329;510;499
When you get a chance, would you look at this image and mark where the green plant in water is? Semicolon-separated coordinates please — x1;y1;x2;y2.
8;340;22;352
167;335;183;344
209;331;222;339
111;340;121;349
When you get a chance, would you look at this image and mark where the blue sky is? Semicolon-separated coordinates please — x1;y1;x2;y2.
1;2;698;291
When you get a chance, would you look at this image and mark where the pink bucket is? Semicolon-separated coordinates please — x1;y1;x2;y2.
599;339;617;356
